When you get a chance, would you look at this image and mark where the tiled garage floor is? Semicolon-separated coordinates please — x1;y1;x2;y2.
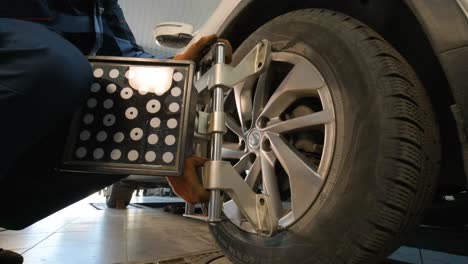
0;194;216;264
0;193;467;264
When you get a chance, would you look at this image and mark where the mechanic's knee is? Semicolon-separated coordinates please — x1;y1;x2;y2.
41;47;92;109
17;29;93;112
1;20;93;109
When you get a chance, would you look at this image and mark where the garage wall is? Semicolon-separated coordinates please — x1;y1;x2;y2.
119;0;220;58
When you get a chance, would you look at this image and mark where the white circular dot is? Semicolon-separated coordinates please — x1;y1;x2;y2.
171;87;182;97
87;98;97;109
165;135;176;146
83;114;94;125
90;83;101;93
93;68;103;78
128;150;139;161
96;131;108;142
130;127;143;141
75;147;87;159
167;118;178;129
103;99;114;109
145;151;156;162
147;134;158;145
146;99;161;113
120;87;133;99
168;102;180;113
79;130;91;141
109;69;120;79
110;149;122;160
93;148;104;160
173;72;183;82
150;117;161;128
125;70;135;79
103;114;116;127
106;84;117;94
162;152;174;163
125;107;138;120
113;132;125;143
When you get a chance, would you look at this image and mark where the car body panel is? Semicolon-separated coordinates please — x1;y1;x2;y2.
405;0;468;185
180;0;242;53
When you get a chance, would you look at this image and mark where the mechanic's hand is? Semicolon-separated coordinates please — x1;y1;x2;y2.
166;156;209;205
174;35;232;63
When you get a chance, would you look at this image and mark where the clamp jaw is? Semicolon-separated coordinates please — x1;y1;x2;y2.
195;40;278;236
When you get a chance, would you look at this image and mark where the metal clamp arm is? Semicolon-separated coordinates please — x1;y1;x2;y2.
195;40;271;93
204;160;278;236
198;39;277;236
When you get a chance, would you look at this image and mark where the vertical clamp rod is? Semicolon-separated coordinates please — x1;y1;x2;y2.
208;42;227;223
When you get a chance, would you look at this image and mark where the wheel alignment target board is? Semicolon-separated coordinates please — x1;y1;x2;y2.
62;56;195;176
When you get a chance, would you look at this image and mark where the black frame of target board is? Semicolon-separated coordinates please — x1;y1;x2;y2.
61;56;196;177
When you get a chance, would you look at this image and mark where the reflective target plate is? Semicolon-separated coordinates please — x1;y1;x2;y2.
62;56;195;176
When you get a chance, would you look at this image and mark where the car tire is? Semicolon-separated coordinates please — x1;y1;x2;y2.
106;182;134;209
210;9;440;264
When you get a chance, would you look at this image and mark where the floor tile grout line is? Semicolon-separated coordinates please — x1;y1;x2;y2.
20;232;56;255
20;216;81;255
124;213;129;264
19;241;125;249
54;217;82;232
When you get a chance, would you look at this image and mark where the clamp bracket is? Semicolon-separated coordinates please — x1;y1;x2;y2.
203;160;278;236
195;40;271;93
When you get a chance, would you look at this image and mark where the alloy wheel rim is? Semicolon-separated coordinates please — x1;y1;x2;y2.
222;51;336;233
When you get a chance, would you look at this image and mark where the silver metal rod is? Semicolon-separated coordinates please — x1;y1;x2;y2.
208;88;224;222
211;88;224;160
208;189;221;222
208;42;226;222
215;42;226;65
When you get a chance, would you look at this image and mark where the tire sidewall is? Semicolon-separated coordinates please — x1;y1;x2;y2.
106;182;134;208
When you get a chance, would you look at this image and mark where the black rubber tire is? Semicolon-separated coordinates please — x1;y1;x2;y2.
106;182;134;209
210;9;440;264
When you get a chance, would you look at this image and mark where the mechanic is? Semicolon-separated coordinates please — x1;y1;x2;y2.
0;1;213;263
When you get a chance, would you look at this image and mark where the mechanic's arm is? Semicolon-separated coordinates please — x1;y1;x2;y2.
99;0;161;58
100;0;223;60
166;156;209;205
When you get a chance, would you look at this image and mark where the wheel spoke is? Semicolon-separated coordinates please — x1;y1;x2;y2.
222;143;245;160
260;150;283;218
234;153;253;172
266;133;323;218
244;156;261;188
265;109;334;134
260;55;326;119
225;113;245;140
233;78;256;130
251;68;272;128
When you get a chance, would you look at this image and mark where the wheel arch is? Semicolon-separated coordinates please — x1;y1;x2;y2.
218;0;467;190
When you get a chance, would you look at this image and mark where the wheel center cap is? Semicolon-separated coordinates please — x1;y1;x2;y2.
248;129;261;149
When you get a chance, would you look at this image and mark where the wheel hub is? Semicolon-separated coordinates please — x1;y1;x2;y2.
247;129;261;149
